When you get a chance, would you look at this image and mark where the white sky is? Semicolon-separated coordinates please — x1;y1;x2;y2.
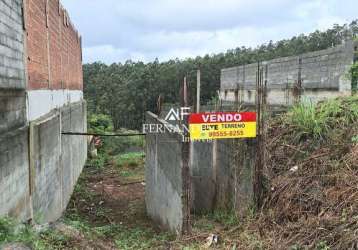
61;0;357;64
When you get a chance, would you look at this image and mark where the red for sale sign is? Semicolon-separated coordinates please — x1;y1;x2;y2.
189;112;257;140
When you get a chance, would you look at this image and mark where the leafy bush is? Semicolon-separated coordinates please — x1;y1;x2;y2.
87;113;145;169
88;114;113;134
349;62;358;92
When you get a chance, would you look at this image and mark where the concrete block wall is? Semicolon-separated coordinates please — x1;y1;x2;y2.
221;41;355;105
145;112;184;234
0;0;30;222
0;90;26;133
0;0;25;90
0;0;26;133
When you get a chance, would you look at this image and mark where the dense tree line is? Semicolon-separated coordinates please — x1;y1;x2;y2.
84;21;358;130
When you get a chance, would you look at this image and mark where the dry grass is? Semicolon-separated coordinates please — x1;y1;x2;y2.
245;96;358;249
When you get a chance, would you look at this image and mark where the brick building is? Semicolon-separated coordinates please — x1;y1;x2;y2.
0;0;87;223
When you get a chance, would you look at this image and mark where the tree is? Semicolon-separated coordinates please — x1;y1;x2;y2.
83;21;358;130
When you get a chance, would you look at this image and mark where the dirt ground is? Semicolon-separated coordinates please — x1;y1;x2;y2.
63;159;176;250
70;166;148;228
61;157;242;250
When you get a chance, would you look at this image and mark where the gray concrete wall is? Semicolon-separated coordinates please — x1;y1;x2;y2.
0;89;26;133
0;126;31;221
30;101;87;223
232;139;256;217
190;141;216;213
214;140;235;210
191;139;256;217
60;102;87;209
189;105;257;217
0;101;87;223
30;112;63;223
221;41;355;105
146;108;258;223
0;0;30;222
145;112;184;234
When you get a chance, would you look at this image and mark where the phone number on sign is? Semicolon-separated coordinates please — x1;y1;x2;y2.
208;130;244;137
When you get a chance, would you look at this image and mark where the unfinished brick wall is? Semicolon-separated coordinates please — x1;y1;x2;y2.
25;0;82;90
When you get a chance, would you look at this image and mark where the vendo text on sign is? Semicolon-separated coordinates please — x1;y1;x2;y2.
189;112;257;140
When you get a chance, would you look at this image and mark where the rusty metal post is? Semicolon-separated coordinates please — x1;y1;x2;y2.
181;76;191;235
294;56;303;103
254;62;265;208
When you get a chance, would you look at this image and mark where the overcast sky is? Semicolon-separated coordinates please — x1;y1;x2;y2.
61;0;357;64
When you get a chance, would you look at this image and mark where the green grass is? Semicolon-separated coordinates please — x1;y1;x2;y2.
352;135;358;144
63;216;173;250
72;175;96;201
115;152;145;181
349;62;358;92
0;217;70;250
115;152;145;168
343;95;358;123
103;135;144;156
86;152;109;168
113;226;172;250
208;210;239;227
289;100;337;140
289;96;358;141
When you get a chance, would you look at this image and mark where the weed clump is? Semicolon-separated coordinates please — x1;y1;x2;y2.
0;217;70;249
254;96;358;249
288;96;358;141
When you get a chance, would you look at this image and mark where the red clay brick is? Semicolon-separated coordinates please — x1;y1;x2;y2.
26;0;83;91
